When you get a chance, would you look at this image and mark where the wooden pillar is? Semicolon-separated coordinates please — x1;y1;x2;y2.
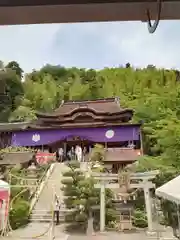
64;142;67;156
100;181;105;232
140;128;144;155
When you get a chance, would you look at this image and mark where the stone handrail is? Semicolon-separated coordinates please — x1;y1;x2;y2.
28;166;48;200
29;163;55;213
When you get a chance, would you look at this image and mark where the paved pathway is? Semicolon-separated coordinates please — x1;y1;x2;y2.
33;162;68;213
68;229;177;240
68;232;148;240
3;223;68;240
3;228;177;240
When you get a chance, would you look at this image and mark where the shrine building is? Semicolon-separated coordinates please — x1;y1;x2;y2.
0;97;142;169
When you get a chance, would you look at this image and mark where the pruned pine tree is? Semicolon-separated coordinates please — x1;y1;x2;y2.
61;160;98;231
61;161;116;232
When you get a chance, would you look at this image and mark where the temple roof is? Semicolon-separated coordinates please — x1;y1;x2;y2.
0;122;30;131
36;97;132;117
35;97;134;128
0;98;137;131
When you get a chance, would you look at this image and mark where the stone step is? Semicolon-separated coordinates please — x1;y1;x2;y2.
31;213;66;218
32;208;75;214
32;208;72;216
30;208;75;223
31;163;72;224
33;163;69;212
30;215;65;223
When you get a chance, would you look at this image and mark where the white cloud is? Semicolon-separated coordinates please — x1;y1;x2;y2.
0;24;60;71
0;20;179;72
53;20;180;70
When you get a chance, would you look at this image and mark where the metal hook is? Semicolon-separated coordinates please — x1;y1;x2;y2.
146;0;162;34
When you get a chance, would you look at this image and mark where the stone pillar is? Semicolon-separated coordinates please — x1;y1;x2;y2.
28;163;37;195
63;142;66;157
100;182;105;232
144;185;153;232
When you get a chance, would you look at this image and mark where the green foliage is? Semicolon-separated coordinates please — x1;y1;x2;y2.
11;188;30;201
9;106;37;122
90;144;105;163
0;146;32;154
132;209;148;228
136;155;179;186
6;61;23;79
62;161;116;232
6;164;49;230
136;155;179;230
9;199;30;229
160;200;179;228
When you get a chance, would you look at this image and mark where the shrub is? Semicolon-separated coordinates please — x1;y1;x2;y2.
0;146;32;154
9;199;30;229
132;209;148;228
90;144;105;163
62;160;116;232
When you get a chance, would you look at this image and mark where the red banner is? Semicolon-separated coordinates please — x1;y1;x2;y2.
0;188;10;230
36;152;56;164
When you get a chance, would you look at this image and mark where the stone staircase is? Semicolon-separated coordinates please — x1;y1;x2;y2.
30;209;68;222
30;162;69;223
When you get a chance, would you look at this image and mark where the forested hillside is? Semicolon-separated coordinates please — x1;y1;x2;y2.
1;61;180;174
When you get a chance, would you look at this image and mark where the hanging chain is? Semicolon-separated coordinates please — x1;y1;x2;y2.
146;0;162;34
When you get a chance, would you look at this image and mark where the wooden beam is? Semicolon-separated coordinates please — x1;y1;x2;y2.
1;2;180;25
92;170;159;181
94;182;155;189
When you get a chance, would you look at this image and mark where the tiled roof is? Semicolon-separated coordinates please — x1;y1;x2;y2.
0;98;136;131
55;98;122;115
36;97;133;118
104;148;141;162
0;122;30;131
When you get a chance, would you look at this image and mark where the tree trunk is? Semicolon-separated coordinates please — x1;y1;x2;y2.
86;210;95;236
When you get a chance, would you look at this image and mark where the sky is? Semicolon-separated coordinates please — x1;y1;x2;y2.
0;20;179;73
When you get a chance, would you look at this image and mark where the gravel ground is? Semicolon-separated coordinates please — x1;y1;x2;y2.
2;224;176;240
68;232;148;240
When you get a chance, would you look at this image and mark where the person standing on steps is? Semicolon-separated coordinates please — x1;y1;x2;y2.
54;198;61;225
82;146;87;162
58;147;64;162
75;145;82;162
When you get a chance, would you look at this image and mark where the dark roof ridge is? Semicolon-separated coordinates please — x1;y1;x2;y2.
0;121;30;125
62;97;118;105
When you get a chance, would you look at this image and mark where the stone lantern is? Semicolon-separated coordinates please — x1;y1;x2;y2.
27;162;37;195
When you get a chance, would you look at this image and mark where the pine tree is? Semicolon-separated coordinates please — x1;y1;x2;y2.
61;161;116;232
